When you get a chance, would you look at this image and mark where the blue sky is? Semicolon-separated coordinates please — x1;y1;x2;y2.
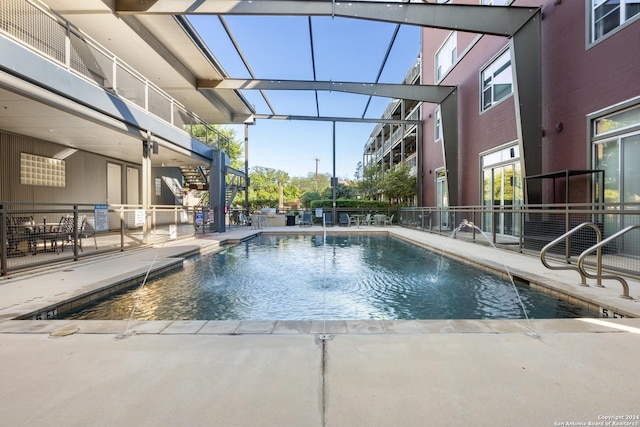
189;15;421;179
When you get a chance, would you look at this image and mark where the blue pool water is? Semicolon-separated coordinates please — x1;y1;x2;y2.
63;234;597;320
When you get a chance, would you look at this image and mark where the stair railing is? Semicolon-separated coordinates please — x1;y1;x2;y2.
540;222;603;287
577;225;640;299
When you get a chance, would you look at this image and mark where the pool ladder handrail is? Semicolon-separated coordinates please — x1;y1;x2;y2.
576;225;640;300
540;222;603;288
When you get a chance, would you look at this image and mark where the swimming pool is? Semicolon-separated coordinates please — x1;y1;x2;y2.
63;234;597;320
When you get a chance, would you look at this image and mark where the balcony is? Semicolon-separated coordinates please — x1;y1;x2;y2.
0;0;231;149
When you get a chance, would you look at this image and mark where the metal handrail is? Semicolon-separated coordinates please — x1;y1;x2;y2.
577;225;640;299
539;222;603;287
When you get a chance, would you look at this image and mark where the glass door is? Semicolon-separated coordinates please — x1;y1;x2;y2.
481;145;522;237
436;169;449;229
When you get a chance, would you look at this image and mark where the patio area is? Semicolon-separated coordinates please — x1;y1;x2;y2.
1;226;639;426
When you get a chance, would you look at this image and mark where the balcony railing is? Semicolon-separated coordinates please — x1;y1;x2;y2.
0;0;233;151
403;56;421;84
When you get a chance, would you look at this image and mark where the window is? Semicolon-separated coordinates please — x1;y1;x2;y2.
435;32;457;82
155;178;162;196
435;108;442;141
594;105;640;137
592;0;640;42
593;104;640;205
481;50;512;111
20;153;65;187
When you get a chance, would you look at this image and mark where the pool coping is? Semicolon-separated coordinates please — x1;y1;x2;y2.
2;318;640;336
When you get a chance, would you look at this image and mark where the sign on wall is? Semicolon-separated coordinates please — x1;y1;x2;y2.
94;204;109;232
135;209;146;227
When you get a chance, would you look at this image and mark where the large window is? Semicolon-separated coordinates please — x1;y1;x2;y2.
435;32;457;82
592;0;640;42
480;49;512;112
593;105;640;205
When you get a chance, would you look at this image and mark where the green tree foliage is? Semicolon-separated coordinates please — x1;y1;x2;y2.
354;163;416;205
189;124;243;170
321;183;352;200
291;172;331;195
248;166;291;208
381;164;416;205
301;191;322;208
356;164;384;199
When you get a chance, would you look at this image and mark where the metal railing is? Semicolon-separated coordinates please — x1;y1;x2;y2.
540;222;603;287
0;0;234;151
1;202;208;275
577;225;640;299
399;203;640;280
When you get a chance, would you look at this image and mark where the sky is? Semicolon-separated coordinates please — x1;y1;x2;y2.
188;15;421;180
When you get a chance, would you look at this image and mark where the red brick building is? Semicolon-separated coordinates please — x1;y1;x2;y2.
420;0;640;226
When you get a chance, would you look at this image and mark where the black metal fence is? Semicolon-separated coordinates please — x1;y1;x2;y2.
1;203;208;276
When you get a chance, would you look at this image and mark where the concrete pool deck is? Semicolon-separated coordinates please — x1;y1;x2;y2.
1;225;639;426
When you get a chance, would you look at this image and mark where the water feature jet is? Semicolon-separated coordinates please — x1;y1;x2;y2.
452;219;540;339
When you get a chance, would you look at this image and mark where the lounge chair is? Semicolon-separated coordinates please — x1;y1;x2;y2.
384;214;395;226
362;213;372;226
323;212;333;226
339;213;350;226
299;212;312;227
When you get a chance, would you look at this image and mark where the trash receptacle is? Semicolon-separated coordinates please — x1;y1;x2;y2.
286;214;296;226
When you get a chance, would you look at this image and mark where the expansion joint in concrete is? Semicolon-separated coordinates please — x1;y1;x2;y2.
316;334;333;426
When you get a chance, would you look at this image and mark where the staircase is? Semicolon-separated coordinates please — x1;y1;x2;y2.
179;166;209;190
226;167;247;207
179;165;247;208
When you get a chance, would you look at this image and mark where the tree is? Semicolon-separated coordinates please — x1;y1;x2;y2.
381;164;416;205
322;183;352;200
248;166;290;208
291;173;331;195
357;164;384;200
301;191;322;208
189;124;243;170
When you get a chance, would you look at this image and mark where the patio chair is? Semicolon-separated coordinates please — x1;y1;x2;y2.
5;216;34;256
338;213;350;226
373;214;386;226
299;212;312;227
323;212;333;226
78;215;97;251
384;214;395;226
362;213;372;226
42;215;75;254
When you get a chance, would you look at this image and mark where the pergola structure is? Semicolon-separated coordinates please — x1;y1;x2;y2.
116;0;543;206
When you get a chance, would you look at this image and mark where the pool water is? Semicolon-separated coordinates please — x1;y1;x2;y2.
63;234;597;320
